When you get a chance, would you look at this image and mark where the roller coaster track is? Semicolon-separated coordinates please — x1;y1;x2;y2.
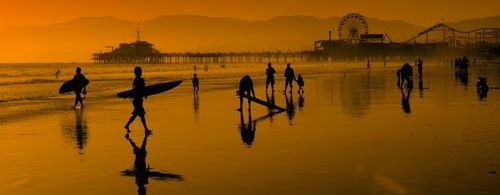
404;23;500;44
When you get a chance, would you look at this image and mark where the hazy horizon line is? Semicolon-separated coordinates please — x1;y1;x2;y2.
4;13;500;28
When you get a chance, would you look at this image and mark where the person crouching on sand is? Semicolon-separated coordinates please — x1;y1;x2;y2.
124;66;152;134
237;75;255;111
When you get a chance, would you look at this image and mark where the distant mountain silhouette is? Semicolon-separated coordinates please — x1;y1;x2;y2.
0;15;498;62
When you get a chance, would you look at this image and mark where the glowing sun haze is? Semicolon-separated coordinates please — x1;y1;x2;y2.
1;0;498;26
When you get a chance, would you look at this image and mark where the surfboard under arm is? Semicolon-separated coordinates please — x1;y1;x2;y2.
239;93;288;111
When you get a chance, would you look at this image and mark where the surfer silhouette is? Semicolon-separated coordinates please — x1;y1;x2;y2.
124;66;152;133
265;62;276;92
237;75;255;111
73;67;87;109
284;63;296;93
192;73;199;93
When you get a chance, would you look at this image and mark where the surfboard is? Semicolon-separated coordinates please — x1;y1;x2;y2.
59;78;90;94
238;93;288;111
117;80;183;98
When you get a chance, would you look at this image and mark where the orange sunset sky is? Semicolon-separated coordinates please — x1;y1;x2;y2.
1;0;499;26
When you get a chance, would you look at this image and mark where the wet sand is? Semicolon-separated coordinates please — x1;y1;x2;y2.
0;62;499;194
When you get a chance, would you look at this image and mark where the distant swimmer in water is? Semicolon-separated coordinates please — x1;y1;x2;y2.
73;67;88;109
124;66;152;134
265;62;276;92
296;74;305;94
284;63;296;93
192;73;199;93
237;75;255;111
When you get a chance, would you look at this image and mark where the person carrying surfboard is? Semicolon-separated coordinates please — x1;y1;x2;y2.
73;67;88;109
265;62;276;92
237;75;255;111
284;63;296;94
124;66;152;134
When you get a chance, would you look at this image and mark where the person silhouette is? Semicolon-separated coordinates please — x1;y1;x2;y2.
237;75;255;111
72;67;88;109
122;132;182;195
399;63;413;89
192;73;200;93
124;66;151;134
284;63;296;93
476;76;489;100
265;62;276;92
296;74;305;94
417;59;423;78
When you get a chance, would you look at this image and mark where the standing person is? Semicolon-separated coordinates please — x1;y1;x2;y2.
265;62;276;92
417;59;423;78
192;73;199;93
237;75;255;111
367;59;370;69
72;67;88;109
124;66;152;134
284;63;295;93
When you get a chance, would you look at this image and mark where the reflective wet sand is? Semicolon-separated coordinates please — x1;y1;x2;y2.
0;62;499;194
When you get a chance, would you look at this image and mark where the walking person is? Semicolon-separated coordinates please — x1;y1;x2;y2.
124;66;152;134
72;67;88;109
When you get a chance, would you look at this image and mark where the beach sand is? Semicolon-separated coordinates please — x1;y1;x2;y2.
0;61;499;194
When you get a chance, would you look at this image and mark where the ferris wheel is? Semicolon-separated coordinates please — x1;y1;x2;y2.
338;13;369;43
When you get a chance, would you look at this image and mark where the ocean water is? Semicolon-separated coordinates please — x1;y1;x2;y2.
0;61;499;194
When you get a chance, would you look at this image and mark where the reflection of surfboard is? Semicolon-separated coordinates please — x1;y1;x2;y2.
117;80;183;98
239;93;287;111
59;78;90;94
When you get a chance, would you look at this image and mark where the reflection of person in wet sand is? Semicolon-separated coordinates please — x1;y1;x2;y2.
401;87;412;114
124;66;152;134
122;133;183;195
285;93;295;120
298;93;305;109
73;67;87;109
239;110;256;146
284;63;296;94
63;109;88;155
265;62;276;92
237;75;255;111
